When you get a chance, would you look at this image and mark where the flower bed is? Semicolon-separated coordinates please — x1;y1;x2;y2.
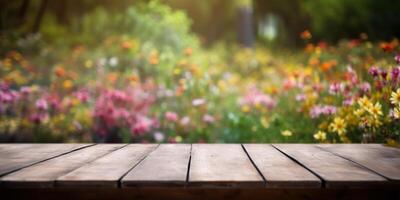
0;2;399;145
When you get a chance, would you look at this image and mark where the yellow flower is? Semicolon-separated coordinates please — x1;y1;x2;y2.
353;108;365;117
386;139;399;147
242;105;250;113
390;89;400;106
63;80;73;90
85;60;93;68
218;80;227;91
281;130;293;137
330;117;346;136
173;68;181;75
313;130;327;141
366;102;383;116
175;135;183;143
260;117;270;128
369;117;382;128
357;96;372;108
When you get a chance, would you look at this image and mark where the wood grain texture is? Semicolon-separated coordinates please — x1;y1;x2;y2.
189;144;264;187
1;144;124;188
318;144;400;183
122;144;191;187
243;144;321;188
273;144;387;188
0;144;92;176
57;144;158;187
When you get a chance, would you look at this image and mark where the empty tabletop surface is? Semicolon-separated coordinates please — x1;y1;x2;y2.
0;143;399;189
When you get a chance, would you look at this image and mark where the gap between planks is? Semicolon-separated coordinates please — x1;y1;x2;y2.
241;144;267;184
0;144;95;177
117;144;161;188
271;144;326;188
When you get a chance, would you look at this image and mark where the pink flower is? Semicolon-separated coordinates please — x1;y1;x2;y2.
395;54;400;64
368;66;380;78
29;112;48;124
165;111;178;122
343;98;354;106
203;114;215;123
35;99;48;111
131;117;153;135
310;105;337;118
283;79;295;90
346;66;358;85
329;83;343;95
380;69;388;79
180;116;190;126
75;89;90;103
240;86;277;109
295;93;306;101
192;98;206;106
93;87;156;138
48;95;62;111
391;67;400;82
359;82;371;93
20;86;32;95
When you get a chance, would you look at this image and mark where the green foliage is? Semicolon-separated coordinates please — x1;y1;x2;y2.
72;1;198;53
301;0;400;41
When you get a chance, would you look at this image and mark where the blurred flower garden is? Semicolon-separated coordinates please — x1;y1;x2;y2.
1;0;400;145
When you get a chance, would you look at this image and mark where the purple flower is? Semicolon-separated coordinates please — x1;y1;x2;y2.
368;66;380;78
329;83;343;95
35;99;48;111
20;86;32;95
310;105;337;118
0;82;10;91
380;69;388;79
29;112;48;124
0;89;19;104
343;98;354;106
75;89;90;103
391;67;400;82
323;105;337;115
359;82;371;93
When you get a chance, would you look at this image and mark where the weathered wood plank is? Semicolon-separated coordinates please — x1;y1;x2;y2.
318;144;400;183
189;144;264;187
1;144;124;188
122;144;191;187
56;144;158;187
243;144;321;188
273;144;388;188
0;144;92;176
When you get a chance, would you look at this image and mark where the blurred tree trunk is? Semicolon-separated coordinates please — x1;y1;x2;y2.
237;1;254;48
32;0;48;33
17;0;30;26
237;6;254;48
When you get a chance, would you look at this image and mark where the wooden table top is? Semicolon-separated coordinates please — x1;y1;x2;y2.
0;144;399;189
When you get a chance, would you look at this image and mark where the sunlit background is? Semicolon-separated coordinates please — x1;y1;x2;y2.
0;0;400;145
